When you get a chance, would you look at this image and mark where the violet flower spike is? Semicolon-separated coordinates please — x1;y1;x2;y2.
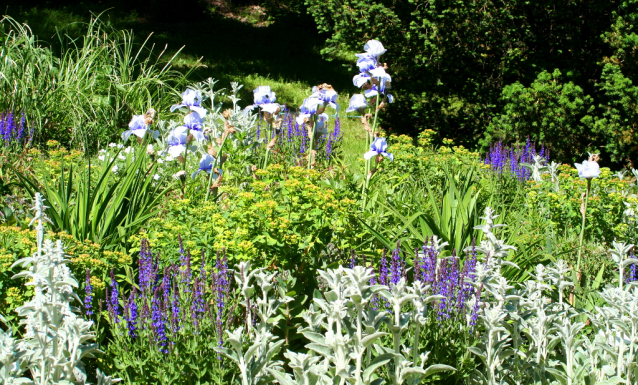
84;269;93;316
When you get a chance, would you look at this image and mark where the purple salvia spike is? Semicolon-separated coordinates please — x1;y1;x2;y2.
84;269;93;316
379;249;389;286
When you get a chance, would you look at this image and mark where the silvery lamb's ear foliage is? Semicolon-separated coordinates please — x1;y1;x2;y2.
547;161;561;191
547;260;573;305
95;369;121;385
521;154;549;182
4;193;111;385
221;261;290;385
0;320;32;385
473;207;517;265
609;241;637;289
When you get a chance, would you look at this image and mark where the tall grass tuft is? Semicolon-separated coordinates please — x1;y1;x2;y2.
0;14;194;151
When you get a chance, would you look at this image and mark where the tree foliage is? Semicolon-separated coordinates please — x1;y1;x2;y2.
306;0;638;164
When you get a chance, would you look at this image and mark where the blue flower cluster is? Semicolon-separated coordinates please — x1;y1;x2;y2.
257;106;342;163
356;238;481;325
103;238;232;354
0;110;33;149
484;139;549;181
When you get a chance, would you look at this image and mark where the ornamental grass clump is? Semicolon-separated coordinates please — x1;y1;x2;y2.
0;193;118;385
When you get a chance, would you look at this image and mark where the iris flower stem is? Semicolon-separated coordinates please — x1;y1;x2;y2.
263;121;272;170
576;178;592;277
361;96;381;208
307;115;317;169
181;145;188;199
205;136;228;202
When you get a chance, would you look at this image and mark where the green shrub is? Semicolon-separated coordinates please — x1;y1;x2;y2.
132;164;358;272
485;69;595;161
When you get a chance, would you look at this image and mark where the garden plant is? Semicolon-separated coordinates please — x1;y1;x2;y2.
1;6;638;384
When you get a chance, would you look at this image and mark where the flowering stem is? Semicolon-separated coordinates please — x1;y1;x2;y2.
263;121;272;170
181;145;188;199
576;178;591;278
307;115;316;169
361;96;381;208
205;136;228;202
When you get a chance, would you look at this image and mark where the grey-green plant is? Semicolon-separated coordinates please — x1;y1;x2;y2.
0;193;118;385
217;261;288;385
521;154;548;183
466;206;638;385
223;262;456;385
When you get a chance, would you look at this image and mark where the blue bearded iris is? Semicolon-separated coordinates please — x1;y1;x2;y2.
351;40;394;106
122;115;159;142
364;137;393;161
244;86;280;114
171;89;208;118
179;112;206;142
166;126;192;159
191;153;223;179
310;86;339;110
346;94;367;113
295;97;324;125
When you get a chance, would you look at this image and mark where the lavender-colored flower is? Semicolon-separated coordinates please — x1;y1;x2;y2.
244;86;280;115
84;269;93;316
166;126;191;159
356;40;387;61
256;119;261;140
180;111;206;142
151;288;168;353
214;249;230;354
350;251;357;269
484;140;551;181
191;153;222;180
379;249;389;286
436;258;450;319
346;94;367;113
369;67;392;93
390;244;401;285
139;239;153;293
364;137;393;161
171;88;207;118
126;289;138;338
310;86;339;110
3;112;13;144
108;270;121;321
458;241;478;311
122;114;159;142
296;97;324;125
171;281;181;332
191;277;205;323
469;294;481;328
17;111;25;142
575;159;600;179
